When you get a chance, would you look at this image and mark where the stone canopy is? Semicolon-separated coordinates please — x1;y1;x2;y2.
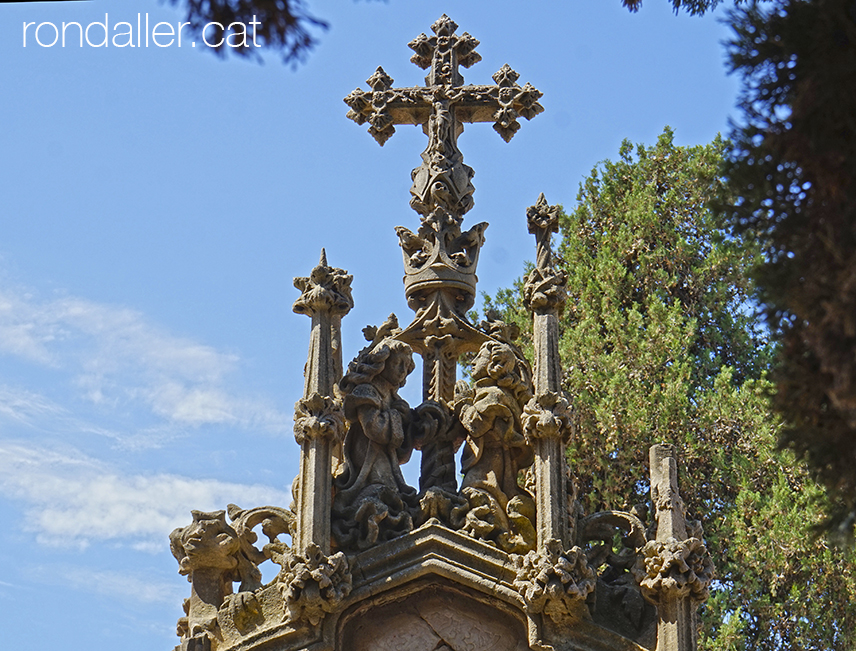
169;16;713;651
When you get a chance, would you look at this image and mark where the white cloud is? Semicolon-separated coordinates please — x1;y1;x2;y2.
0;285;290;433
0;384;173;451
50;566;184;605
0;443;292;551
0;290;62;364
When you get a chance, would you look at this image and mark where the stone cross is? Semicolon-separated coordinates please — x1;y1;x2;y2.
344;14;544;219
345;14;543;408
345;15;544;493
292;250;353;554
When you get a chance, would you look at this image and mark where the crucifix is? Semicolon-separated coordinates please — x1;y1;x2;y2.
345;15;543;493
345;14;544;220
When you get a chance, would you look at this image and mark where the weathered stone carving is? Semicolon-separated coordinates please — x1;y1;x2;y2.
512;538;596;618
278;542;352;626
331;316;420;550
457;340;536;553
523;193;575;554
344;15;544;211
523;193;568;315
632;536;713;605
412;396;471;531
644;444;713;651
345;13;542;434
293;393;345;445
578;510;656;646
396;209;489;411
170;510;268;647
226;503;295;574
167;17;717;651
522;390;573;442
292;250;354;322
293;251;352;556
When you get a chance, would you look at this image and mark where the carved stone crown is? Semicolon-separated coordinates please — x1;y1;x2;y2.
395;206;487;307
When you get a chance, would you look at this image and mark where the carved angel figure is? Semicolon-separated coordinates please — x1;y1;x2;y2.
331;337;420;550
458;340;537;553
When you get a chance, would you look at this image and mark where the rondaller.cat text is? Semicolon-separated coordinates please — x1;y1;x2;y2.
23;14;262;49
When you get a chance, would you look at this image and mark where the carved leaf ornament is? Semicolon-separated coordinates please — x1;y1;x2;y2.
631;536;714;604
513;538;596;614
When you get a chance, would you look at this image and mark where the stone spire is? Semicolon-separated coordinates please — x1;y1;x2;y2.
633;445;714;651
291;250;353;554
521;194;573;550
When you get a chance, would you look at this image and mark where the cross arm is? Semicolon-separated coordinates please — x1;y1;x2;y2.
344;68;435;145
452;65;544;142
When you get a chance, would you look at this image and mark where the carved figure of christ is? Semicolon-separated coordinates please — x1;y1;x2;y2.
344;14;544;219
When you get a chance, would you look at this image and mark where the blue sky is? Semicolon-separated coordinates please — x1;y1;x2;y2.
0;1;738;648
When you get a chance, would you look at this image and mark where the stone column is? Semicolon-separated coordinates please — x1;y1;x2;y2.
634;444;713;651
292;250;353;555
650;445;694;651
521;194;573;551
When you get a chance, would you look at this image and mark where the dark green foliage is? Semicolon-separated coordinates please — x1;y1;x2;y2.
723;0;856;538
485;131;856;649
622;0;735;15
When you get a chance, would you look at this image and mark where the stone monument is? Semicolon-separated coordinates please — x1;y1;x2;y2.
170;15;713;651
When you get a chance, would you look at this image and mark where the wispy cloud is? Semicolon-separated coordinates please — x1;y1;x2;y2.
0;285;290;433
37;565;185;605
0;443;292;550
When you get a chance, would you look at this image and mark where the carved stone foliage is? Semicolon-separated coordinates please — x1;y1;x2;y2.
631;537;714;606
522;390;572;442
332;319;421;551
523;266;568;314
292;250;354;318
456;340;537;553
523;194;568;314
396;207;487;300
278;542;352;626
293;392;345;444
512;538;596;618
226;504;295;576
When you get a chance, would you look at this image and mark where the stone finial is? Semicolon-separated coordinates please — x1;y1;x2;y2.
292;249;353;319
526;193;561;270
292;252;352;556
523;194;568;315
